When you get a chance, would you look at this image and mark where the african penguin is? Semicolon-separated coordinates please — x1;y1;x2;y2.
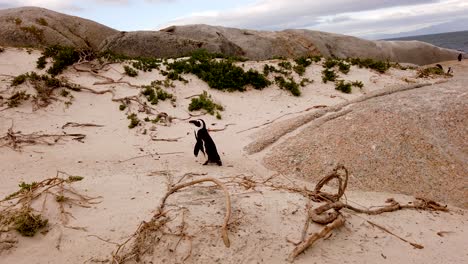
189;119;222;166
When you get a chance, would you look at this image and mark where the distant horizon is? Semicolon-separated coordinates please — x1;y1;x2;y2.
382;29;468;40
1;1;468;40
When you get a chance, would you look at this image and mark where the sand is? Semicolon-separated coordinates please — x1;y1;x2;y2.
0;47;467;263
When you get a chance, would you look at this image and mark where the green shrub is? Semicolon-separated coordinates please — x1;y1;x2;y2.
20;26;44;41
294;56;313;68
278;61;292;70
322;69;338;83
14;211;48;237
11;74;28;86
263;64;289;76
417;67;447;78
123;65;138;77
335;80;352;93
14;18;22;25
334;80;364;93
338;61;350;74
127;113;140;129
274;76;301;96
293;65;306;76
60;89;70;97
141;85;173;105
188;91;223;115
7;91;30;107
351;80;364;88
119;104;126;111
39;45;81;76
36;18;48;26
131;57;162;72
347;58;390;73
166;52;270;91
323;58;339;69
300;78;313;87
36;56;47;69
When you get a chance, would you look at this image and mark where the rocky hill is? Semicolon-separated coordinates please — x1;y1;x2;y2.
0;6;117;49
0;7;463;65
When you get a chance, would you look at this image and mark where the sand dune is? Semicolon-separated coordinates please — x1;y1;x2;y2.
0;46;467;263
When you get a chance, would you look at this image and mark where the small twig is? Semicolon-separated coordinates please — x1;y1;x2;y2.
117;152;183;163
151;137;182;142
208;123;236;132
367;220;423;249
88;235;121;246
62;122;104;129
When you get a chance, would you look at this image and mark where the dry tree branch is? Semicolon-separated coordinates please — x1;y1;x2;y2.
0;124;86;150
156;177;232;248
288;214;345;262
112;177;232;263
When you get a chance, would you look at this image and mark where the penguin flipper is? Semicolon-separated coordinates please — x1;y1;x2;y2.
193;131;205;157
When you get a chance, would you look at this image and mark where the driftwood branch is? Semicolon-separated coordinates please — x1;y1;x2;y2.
288;214;345;262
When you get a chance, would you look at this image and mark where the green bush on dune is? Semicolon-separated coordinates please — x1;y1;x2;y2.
166;49;271;91
188;91;224;117
36;45;81;76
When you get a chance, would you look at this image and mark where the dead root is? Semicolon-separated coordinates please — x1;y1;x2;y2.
286;165;448;262
112;177;232;263
0;122;86;150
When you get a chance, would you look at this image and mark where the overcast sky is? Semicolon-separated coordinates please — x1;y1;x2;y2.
1;0;468;39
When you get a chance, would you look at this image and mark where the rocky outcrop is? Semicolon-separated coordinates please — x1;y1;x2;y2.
263;80;468;208
0;6;117;49
101;24;462;64
0;7;463;64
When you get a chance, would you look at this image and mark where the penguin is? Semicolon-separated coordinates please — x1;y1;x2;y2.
458;53;463;62
447;67;452;74
189;119;222;166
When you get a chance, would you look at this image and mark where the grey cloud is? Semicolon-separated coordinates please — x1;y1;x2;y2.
167;0;440;30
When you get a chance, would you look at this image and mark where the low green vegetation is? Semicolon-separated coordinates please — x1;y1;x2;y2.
417;66;448;78
334;80;352;93
334;80;365;94
274;76;301;96
35;18;48;26
141;84;174;105
188;91;224;117
9;72;71;108
263;64;289;76
7;91;30;107
347;58;391;73
37;45;81;76
119;104;127;111
278;61;292;70
131;57;162;72
127;113;140;129
166;49;270;91
13;210;48;237
322;68;338;83
300;78;313;87
20;26;44;42
123;65;138;77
